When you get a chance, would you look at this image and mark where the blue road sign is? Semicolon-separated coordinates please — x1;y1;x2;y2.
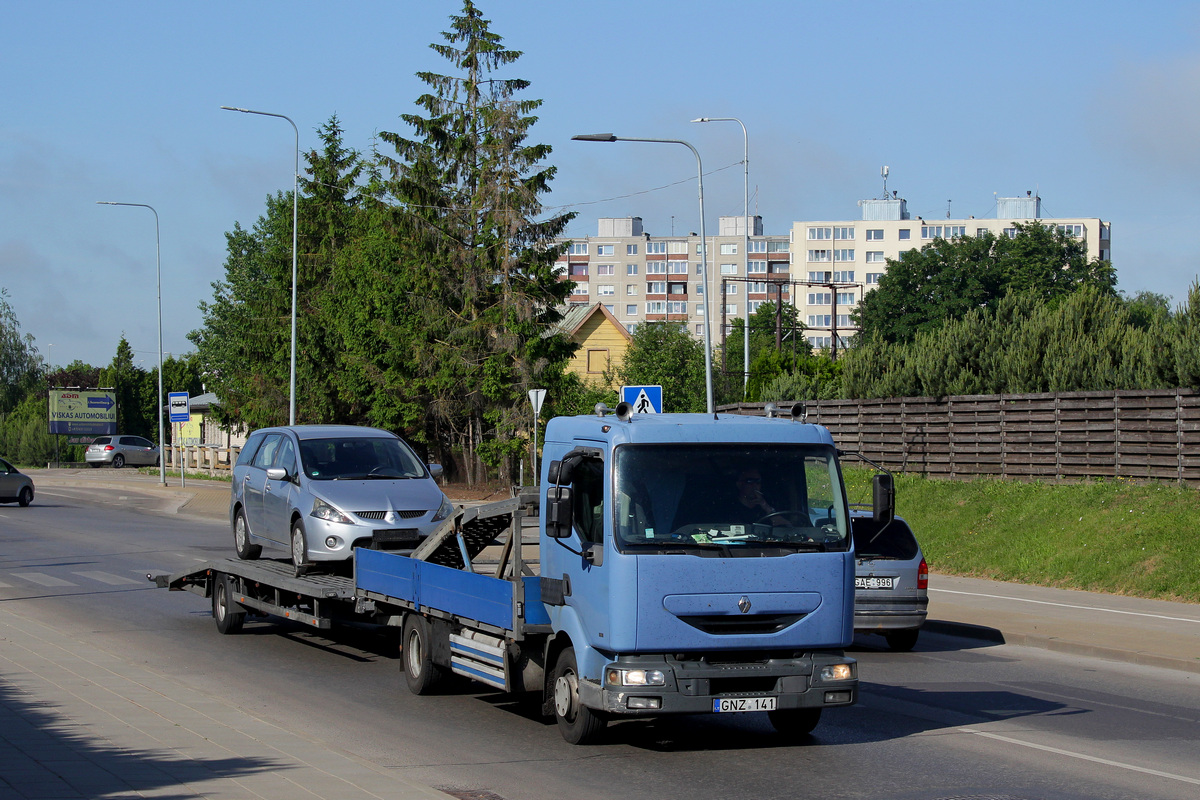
620;385;663;414
168;392;191;423
87;395;115;410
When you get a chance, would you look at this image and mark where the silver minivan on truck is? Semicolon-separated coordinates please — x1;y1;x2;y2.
230;425;453;574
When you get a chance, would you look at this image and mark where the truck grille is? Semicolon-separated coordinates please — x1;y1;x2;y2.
677;614;806;635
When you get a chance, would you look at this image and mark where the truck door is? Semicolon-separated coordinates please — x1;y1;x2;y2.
550;454;612;650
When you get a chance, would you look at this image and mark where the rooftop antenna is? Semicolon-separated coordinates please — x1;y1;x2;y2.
881;165;889;199
947;200;952;219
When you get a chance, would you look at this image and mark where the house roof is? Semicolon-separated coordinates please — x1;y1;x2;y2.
550;302;632;341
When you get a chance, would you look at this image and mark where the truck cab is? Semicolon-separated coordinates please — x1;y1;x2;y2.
539;408;872;742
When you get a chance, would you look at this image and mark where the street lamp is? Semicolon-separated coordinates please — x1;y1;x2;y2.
571;133;715;414
692;117;750;394
96;201;166;487
221;105;299;425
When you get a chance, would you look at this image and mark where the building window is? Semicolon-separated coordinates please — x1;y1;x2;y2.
626;263;639;275
646;301;666;314
694;243;709;256
668;260;688;274
604;304;614;314
833;270;855;283
748;300;764;313
646;261;666;274
668;282;687;295
646;241;667;254
695;324;704;335
587;349;608;373
568;243;588;255
722;283;738;295
748;240;767;253
898;229;910;240
597;284;615;296
922;225;966;239
723;303;738;315
977;228;989;238
626;284;638;296
866;272;884;285
809;270;831;282
768;241;789;252
748;260;767;274
569;264;588;276
837;292;855;305
626;322;637;334
808;227;832;240
807;250;831;262
866;229;884;241
626;244;639;255
720;263;738;275
667;301;687;314
596;244;614;256
596;263;615;275
865;251;885;263
1100;224;1110;240
834;227;855;240
648;281;666;294
834;249;854;262
572;285;589;296
808;314;832;327
668;241;688;254
1003;228;1019;239
749;281;767;293
720;242;738;255
626;304;637;316
1057;224;1083;237
809;292;832;305
694;283;704;295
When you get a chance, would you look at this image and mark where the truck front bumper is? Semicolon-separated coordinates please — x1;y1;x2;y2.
580;651;858;717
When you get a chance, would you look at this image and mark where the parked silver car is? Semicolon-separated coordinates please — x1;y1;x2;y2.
85;435;160;468
0;457;34;506
230;425;453;574
852;511;928;651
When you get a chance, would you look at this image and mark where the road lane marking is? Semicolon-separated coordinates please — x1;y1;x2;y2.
11;572;76;587
931;588;1200;625
73;571;142;586
959;727;1200;786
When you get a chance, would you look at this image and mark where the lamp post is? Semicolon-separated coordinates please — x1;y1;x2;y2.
692;117;750;394
221;105;299;425
572;133;715;414
96;201;166;487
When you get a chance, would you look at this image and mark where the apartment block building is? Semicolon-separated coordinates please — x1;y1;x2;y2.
558;193;1112;352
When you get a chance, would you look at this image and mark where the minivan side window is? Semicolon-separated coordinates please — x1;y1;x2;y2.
274;437;297;475
236;433;266;467
252;434;283;469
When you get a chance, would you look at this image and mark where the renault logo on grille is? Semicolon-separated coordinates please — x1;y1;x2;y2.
738;596;752;614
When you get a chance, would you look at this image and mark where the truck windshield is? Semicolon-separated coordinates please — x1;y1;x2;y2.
612;443;849;554
298;437;426;481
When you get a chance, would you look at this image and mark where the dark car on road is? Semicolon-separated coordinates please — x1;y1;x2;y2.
852;512;928;651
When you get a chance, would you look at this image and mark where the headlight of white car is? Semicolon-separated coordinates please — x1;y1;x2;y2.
431;495;454;522
311;498;352;524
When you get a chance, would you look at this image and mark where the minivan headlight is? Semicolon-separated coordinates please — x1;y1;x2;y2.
311;498;352;524
431;495;454;522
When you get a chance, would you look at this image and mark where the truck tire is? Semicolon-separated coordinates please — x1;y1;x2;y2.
212;574;245;635
551;647;606;744
402;615;447;695
767;707;821;738
233;509;261;560
885;628;920;652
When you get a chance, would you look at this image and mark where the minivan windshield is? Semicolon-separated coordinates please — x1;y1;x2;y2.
299;437;426;481
611;443;849;554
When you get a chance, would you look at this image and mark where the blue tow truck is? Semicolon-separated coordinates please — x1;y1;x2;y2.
154;403;893;744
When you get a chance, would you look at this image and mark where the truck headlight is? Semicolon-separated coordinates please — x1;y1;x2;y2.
819;663;855;682
311;498;352;524
431;495;454;522
605;668;666;687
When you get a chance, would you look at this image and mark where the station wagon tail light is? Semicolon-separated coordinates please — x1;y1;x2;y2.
917;558;928;590
104;445;115;451
311;498;352;525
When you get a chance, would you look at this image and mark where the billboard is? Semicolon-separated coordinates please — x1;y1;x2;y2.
48;389;117;436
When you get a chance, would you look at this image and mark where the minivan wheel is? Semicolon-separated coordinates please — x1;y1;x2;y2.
112;454;125;469
291;520;310;577
233;509;261;560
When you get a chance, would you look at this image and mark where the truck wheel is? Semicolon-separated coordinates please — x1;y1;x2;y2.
885;629;920;652
233;510;261;560
212;574;245;635
291;520;310;577
768;707;821;738
552;647;606;744
402;615;447;695
18;487;32;507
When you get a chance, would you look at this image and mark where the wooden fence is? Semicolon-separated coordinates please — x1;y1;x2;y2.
725;389;1200;483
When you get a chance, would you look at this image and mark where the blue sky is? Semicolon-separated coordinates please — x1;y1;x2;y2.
4;0;1200;370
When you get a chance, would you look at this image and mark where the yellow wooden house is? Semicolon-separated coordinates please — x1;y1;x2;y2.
553;302;632;382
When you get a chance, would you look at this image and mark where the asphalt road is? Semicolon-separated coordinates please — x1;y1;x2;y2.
1;485;1197;800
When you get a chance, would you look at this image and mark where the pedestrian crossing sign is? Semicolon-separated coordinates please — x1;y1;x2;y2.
620;385;663;414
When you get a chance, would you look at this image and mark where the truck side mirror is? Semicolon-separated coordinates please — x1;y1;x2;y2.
547;460;562;485
872;473;895;525
546;485;574;538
